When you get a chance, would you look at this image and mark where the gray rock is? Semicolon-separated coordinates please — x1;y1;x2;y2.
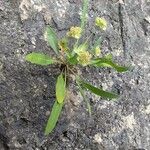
0;0;150;149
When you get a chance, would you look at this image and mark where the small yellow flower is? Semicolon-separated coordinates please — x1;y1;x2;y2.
67;26;82;39
77;51;92;66
58;39;69;52
95;46;101;56
95;17;107;30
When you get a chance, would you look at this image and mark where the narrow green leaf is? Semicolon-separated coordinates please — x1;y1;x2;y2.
44;26;59;55
81;80;118;99
25;52;54;65
45;101;63;135
90;58;129;72
56;73;66;104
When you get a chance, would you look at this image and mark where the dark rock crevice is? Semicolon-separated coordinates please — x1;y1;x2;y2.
118;3;127;57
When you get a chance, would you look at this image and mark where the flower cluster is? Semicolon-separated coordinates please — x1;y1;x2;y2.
95;46;101;56
95;17;107;31
67;26;82;39
77;50;92;66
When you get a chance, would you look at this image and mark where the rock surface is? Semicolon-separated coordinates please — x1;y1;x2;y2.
0;0;150;149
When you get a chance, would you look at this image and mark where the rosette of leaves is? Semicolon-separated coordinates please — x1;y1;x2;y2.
25;0;129;135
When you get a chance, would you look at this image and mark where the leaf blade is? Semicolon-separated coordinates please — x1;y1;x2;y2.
25;52;54;65
90;58;129;72
81;80;118;99
45;101;63;135
56;73;66;104
44;26;59;55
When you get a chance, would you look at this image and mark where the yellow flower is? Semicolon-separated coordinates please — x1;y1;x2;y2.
77;51;92;66
67;26;82;39
95;17;107;30
58;39;69;52
95;46;101;56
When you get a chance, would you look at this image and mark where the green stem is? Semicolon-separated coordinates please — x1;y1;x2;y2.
76;76;92;116
81;0;89;30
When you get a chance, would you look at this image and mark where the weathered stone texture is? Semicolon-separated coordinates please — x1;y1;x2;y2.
0;0;150;149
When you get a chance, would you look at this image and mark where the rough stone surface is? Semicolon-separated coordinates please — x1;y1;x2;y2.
0;0;150;149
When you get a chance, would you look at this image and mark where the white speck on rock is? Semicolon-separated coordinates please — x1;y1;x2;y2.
31;37;36;48
145;105;150;114
98;101;110;109
19;0;30;20
102;83;108;90
14;142;22;148
93;133;103;144
112;48;123;56
54;0;69;21
19;0;46;20
139;103;150;115
122;113;137;131
46;111;50;116
129;79;136;85
145;16;150;23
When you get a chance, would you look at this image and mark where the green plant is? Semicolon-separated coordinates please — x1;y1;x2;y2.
25;0;129;135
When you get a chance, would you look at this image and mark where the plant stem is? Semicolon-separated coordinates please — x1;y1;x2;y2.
76;76;92;116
